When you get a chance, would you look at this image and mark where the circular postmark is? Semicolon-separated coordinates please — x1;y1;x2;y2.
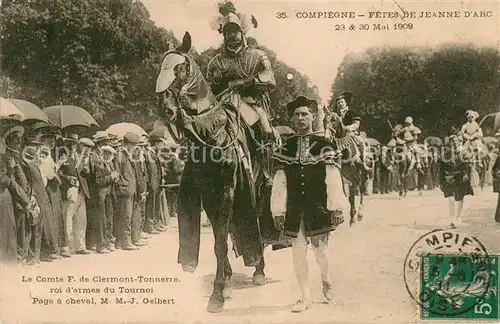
403;228;494;317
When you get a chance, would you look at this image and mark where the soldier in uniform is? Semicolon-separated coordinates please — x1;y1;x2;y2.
270;96;346;313
206;3;276;181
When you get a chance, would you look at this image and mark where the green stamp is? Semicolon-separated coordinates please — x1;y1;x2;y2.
420;254;498;319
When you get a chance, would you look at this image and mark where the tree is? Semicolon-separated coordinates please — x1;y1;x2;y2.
330;44;500;142
0;0;178;126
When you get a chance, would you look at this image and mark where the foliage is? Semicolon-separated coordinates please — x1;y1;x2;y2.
330;44;500;143
1;0;318;129
0;0;177;127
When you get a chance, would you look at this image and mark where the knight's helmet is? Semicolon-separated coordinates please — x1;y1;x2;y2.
211;1;258;35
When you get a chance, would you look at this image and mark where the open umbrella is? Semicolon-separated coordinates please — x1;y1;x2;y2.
0;97;24;117
43;105;99;129
365;138;380;146
7;99;51;124
387;139;397;147
106;122;147;138
479;112;500;137
482;136;497;144
275;125;295;136
424;136;443;147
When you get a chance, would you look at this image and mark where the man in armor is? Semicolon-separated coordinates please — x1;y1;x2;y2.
206;3;276;181
399;116;422;170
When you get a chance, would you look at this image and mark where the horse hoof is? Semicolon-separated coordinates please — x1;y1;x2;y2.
252;273;266;285
349;219;356;227
182;264;196;273
206;297;224;313
357;215;363;222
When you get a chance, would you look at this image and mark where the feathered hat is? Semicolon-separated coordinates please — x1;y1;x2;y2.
211;1;257;34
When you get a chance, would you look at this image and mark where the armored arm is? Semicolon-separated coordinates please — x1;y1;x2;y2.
254;51;276;90
205;58;226;96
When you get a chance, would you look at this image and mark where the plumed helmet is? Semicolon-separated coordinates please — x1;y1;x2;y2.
211;1;257;34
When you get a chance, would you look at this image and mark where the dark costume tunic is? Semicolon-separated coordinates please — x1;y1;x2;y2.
45;153;65;250
0;167;30;263
491;155;500;223
272;135;341;237
439;148;474;201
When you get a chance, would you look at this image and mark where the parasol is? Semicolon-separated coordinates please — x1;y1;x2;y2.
479;112;500;137
274;125;295;136
365;138;380;146
43;105;99;129
387;139;397;148
0;97;24;117
106;122;147;138
424;136;443;147
482;136;497;144
7;98;51;124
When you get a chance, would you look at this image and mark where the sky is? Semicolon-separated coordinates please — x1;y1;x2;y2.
142;0;499;103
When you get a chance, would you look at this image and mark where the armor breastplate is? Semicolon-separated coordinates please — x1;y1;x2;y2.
210;49;263;89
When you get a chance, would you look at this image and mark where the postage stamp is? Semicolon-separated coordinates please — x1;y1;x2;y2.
403;229;499;320
420;254;498;319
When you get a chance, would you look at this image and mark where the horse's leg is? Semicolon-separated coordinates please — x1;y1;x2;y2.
253;254;266;285
403;173;408;197
205;185;234;313
357;192;364;222
222;257;233;299
349;191;356;226
252;173;266;286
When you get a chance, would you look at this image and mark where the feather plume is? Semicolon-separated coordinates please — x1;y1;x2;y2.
211;0;258;34
251;15;258;28
218;0;236;16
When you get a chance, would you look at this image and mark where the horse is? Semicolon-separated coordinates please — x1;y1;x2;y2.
387;127;415;197
155;32;272;312
323;111;366;226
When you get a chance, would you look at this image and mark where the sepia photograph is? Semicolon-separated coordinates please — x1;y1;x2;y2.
0;0;499;323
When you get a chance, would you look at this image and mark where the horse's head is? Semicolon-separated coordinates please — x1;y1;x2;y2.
156;32;215;126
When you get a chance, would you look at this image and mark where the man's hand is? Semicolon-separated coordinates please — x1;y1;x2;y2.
69;176;78;187
462;174;470;183
273;215;285;230
228;79;245;90
330;210;344;226
228;77;254;90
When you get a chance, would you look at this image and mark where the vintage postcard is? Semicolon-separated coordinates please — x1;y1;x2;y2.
0;0;499;323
